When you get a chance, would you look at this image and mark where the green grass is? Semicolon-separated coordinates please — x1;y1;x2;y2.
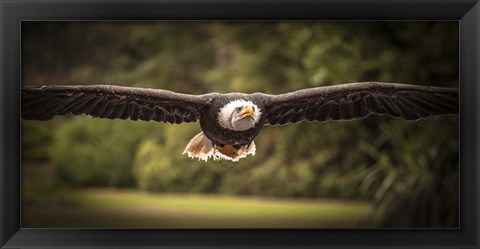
22;163;374;228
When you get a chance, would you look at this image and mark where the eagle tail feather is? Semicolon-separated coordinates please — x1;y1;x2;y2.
183;132;255;162
183;132;215;162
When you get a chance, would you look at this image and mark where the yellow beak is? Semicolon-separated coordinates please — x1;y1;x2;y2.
241;106;254;118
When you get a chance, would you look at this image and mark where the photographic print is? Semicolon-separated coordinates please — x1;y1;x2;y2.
21;21;459;229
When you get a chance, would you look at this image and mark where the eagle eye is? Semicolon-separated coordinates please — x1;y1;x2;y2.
236;106;242;112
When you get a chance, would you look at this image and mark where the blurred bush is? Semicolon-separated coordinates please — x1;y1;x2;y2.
359;116;459;227
50;117;162;187
22;120;58;161
132;125;233;193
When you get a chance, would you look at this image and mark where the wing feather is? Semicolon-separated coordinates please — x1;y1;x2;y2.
22;85;213;123
261;82;458;125
109;100;127;119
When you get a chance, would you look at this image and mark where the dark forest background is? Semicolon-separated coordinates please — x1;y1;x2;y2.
21;21;459;228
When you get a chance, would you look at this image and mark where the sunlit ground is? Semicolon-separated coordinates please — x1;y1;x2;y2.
22;162;374;228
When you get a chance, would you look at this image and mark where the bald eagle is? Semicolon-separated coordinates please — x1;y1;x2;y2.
22;82;458;161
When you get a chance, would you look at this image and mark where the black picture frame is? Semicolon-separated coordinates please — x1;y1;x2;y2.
1;0;479;248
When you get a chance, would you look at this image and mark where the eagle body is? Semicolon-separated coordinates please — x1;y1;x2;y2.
200;93;266;147
21;82;459;162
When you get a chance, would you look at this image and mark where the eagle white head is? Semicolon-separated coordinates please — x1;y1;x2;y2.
217;99;262;131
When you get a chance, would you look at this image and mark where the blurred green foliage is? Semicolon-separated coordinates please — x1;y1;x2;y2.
22;21;459;227
50;118;161;187
359;116;459;227
22;120;57;161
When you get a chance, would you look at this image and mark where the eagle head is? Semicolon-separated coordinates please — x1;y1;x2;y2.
217;99;262;131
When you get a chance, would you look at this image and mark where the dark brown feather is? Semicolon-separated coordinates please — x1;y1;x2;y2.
261;82;458;125
22;85;211;124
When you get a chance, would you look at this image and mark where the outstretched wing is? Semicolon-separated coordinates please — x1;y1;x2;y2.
22;85;214;123
261;82;458;125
